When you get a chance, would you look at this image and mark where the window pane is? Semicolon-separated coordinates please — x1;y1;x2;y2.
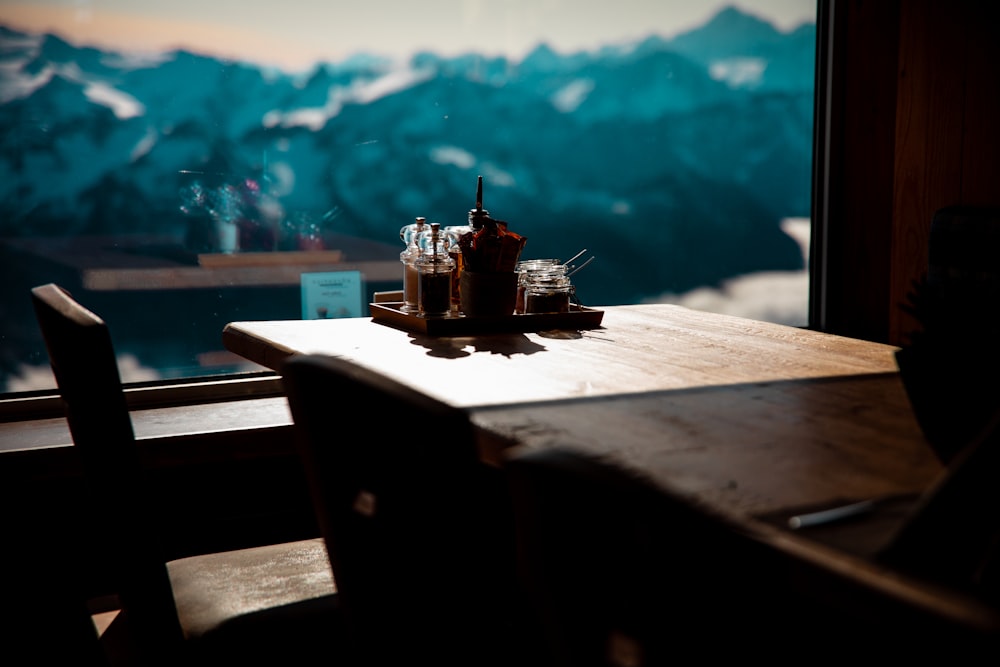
1;1;816;395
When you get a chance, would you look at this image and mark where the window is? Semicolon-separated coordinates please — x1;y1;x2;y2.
0;1;817;397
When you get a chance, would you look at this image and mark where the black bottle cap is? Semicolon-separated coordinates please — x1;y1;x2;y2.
468;175;490;228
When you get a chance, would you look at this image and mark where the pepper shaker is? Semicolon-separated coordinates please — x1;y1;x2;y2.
416;222;454;317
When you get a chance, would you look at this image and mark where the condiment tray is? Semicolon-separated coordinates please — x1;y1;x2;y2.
369;302;605;335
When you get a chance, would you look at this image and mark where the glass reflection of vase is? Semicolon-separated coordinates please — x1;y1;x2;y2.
296;220;325;250
217;219;239;254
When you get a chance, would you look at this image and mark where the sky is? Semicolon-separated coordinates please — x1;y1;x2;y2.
1;0;816;72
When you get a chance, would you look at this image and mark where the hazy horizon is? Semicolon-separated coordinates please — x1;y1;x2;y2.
1;1;816;72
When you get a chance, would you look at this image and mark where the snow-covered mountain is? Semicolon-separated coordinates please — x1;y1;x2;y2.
0;6;814;310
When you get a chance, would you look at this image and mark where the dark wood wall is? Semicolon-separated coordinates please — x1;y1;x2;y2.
819;0;1000;346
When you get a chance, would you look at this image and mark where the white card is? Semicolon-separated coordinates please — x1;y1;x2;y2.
301;270;365;319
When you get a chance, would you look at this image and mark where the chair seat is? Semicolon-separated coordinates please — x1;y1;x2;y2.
100;537;344;665
168;537;336;640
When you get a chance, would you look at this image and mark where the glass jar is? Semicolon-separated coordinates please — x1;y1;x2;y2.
399;216;427;247
516;260;564;314
523;269;574;314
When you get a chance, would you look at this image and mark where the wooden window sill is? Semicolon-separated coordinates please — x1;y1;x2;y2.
0;394;297;483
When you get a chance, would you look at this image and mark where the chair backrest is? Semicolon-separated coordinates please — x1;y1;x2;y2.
30;283;185;651
504;446;1000;666
281;352;526;665
504;446;776;667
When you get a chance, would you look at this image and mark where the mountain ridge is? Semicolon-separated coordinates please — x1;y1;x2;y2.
0;5;815;309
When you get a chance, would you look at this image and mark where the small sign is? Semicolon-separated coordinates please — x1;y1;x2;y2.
301;270;364;319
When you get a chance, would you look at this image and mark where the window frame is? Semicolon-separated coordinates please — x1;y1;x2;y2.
0;371;284;422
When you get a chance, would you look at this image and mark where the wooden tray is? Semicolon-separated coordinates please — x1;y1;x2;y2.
369;302;605;335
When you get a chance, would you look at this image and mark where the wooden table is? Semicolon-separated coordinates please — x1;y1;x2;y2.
2;233;400;290
224;304;1000;635
223;303;943;521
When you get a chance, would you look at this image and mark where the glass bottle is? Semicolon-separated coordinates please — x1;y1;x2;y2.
440;226;465;313
446;175;492;312
416;222;455;317
399;216;426;312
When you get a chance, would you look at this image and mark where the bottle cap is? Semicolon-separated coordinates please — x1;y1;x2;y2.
468;175;490;228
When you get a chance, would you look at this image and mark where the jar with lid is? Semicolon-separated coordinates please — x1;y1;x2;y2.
399;216;426;312
523;269;575;314
515;260;564;313
415;222;455;317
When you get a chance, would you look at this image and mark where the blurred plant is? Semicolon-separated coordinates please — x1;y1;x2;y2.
897;273;1000;463
900;274;1000;347
179;177;284;252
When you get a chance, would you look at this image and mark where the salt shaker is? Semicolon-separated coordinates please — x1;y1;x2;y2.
399;216;426;312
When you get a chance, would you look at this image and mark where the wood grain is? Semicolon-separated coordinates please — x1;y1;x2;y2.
223;303;941;521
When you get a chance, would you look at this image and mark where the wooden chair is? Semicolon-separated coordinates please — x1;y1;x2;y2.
281;352;543;667
30;283;344;666
876;407;1000;603
503;446;1000;666
504;446;782;667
